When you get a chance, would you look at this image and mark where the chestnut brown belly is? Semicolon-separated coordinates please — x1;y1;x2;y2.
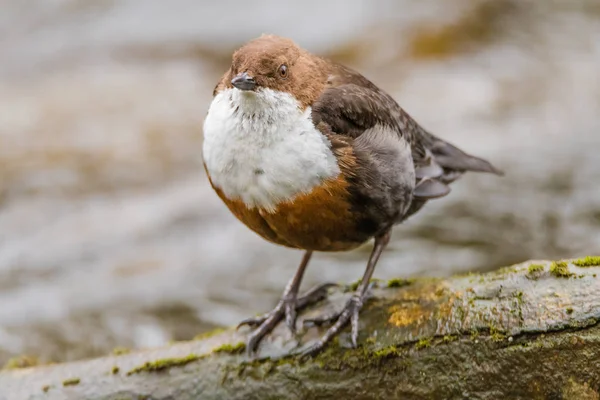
209;174;371;252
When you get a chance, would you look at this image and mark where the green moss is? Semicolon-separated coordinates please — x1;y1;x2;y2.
415;338;431;350
387;278;412;288
566;307;574;315
373;346;399;358
515;291;524;304
236;354;300;380
497;265;519;275
442;335;458;343
470;330;480;340
346;278;382;292
126;354;203;375
212;342;246;355
194;327;226;341
238;327;520;378
316;345;374;370
490;327;506;342
62;378;80;386
112;347;130;356
550;261;573;278
527;264;544;275
573;256;600;267
111;366;120;374
347;279;361;292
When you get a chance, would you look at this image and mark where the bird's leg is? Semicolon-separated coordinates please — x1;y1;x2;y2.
238;281;337;329
301;230;391;357
238;251;335;354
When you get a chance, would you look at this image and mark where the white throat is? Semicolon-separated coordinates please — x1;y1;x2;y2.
202;88;340;210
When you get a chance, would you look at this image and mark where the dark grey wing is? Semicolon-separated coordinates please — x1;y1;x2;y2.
311;82;452;201
311;83;418;234
311;83;405;139
311;65;502;222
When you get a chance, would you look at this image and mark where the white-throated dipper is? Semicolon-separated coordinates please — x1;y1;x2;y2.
202;34;502;357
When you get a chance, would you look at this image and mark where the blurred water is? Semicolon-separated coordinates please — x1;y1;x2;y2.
0;0;599;365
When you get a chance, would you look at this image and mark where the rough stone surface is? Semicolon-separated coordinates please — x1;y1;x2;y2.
1;258;600;400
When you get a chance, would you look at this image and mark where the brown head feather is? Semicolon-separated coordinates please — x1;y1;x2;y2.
214;34;329;109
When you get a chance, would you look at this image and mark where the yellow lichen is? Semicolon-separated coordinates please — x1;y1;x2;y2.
388;303;430;327
392;281;444;303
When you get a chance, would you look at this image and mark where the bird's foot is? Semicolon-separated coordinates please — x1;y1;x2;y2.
300;292;365;358
237;283;337;355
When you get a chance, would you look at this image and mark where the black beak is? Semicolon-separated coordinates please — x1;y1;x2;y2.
231;72;256;91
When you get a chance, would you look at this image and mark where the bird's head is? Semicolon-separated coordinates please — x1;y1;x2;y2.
217;35;327;109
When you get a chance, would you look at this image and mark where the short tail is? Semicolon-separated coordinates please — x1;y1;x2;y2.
430;138;503;176
411;129;503;201
419;130;503;176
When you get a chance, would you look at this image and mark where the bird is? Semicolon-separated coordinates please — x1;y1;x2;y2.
202;34;502;357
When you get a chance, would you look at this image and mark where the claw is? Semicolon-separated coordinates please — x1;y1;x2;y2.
246;310;283;355
301;231;391;357
236;314;268;330
300;294;364;358
240;282;338;356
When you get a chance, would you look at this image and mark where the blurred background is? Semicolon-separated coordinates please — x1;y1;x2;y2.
1;0;599;366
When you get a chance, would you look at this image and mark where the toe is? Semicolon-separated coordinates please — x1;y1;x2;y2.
350;306;360;348
236;315;267;330
296;282;338;307
299;340;326;359
284;302;298;333
302;310;342;328
246;331;262;355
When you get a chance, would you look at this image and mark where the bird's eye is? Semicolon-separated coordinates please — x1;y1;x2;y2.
278;64;288;78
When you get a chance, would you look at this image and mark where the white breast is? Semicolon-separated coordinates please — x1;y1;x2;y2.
202;88;340;210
